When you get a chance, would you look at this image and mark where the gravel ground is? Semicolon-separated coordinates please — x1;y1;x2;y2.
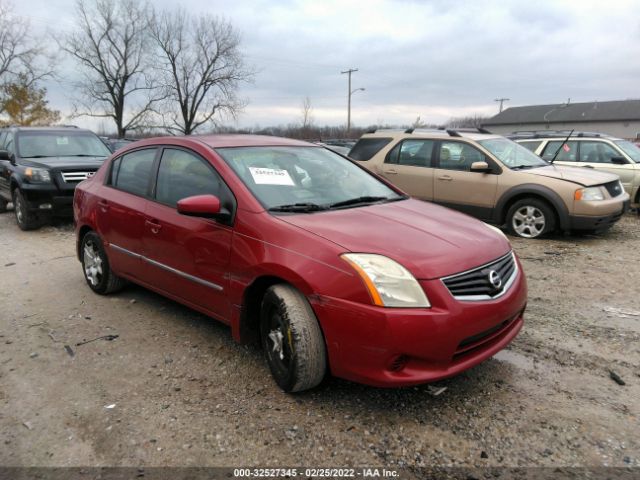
0;210;638;470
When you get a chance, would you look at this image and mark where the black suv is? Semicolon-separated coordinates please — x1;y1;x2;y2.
0;126;111;230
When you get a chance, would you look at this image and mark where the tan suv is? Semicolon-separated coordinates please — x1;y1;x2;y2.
349;128;630;238
510;131;640;208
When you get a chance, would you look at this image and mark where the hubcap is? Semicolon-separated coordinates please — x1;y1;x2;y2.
83;241;103;286
268;329;285;360
15;195;24;223
512;206;545;238
265;311;291;371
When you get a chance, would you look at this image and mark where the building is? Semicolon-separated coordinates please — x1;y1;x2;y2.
483;100;640;139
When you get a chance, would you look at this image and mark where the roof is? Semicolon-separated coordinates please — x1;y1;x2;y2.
195;134;313;148
362;128;501;141
484;99;640;126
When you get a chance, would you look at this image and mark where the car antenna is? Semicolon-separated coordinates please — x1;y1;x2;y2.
549;129;574;164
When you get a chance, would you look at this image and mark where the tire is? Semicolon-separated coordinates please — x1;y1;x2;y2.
0;196;7;213
260;284;327;393
506;198;556;239
81;231;126;294
13;189;42;230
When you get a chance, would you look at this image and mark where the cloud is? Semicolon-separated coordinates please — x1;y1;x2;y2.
13;0;640;132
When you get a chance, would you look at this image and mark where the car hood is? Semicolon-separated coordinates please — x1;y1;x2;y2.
276;199;511;280
20;156;107;169
524;165;618;186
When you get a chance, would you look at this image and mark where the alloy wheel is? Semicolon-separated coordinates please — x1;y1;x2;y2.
512;205;545;238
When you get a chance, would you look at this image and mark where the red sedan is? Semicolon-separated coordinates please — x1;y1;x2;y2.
74;135;527;392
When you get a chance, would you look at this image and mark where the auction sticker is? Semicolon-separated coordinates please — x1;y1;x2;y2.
249;167;295;186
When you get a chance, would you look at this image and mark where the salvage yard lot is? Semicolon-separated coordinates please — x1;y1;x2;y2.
0;212;638;468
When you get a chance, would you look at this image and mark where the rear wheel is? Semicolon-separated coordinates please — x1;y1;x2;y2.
13;189;41;230
260;284;327;393
506;198;556;239
81;231;126;294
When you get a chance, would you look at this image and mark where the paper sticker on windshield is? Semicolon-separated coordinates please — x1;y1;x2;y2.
56;136;69;145
249;167;294;186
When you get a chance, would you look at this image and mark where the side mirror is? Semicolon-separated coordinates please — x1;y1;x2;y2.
0;150;11;161
470;161;491;173
177;194;230;222
610;156;628;165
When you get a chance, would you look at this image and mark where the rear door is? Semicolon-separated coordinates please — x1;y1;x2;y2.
141;147;235;322
432;141;498;220
97;148;158;279
379;139;435;201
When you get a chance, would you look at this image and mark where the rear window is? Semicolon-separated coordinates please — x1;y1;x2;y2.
349;137;392;161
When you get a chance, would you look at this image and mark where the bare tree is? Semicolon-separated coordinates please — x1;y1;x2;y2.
447;114;490;128
149;9;252;135
299;96;314;135
60;0;159;137
0;0;52;115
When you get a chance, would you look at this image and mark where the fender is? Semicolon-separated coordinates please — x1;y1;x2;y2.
495;184;570;231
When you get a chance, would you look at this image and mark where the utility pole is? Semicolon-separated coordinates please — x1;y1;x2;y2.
494;97;510;113
341;68;359;135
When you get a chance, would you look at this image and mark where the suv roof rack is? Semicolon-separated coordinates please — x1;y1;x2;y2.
509;130;607;139
446;127;492;137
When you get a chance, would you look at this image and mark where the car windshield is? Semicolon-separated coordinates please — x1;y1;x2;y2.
614;140;640;163
216;146;404;212
478;137;548;169
17;131;112;158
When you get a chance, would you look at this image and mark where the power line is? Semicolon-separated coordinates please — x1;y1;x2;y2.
494;97;510;112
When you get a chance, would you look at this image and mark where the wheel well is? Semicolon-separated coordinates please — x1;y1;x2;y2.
502;193;559;227
77;225;93;260
239;276;288;344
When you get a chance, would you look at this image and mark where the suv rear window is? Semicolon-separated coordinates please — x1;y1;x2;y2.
349;138;392;161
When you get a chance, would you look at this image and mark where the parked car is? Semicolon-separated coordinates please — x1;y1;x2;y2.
74;134;527;392
315;142;351;156
0;126;112;230
350;128;630;238
103;137;136;153
510;131;640;208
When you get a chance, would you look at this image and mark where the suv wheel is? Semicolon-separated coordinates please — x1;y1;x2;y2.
260;284;327;393
81;231;127;294
13;189;41;230
506;198;556;239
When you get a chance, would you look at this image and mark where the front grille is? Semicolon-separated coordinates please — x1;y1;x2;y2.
603;181;623;198
442;252;517;301
61;171;96;183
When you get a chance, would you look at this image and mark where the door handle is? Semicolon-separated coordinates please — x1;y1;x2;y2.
98;200;109;212
145;219;162;234
383;168;398;175
438;175;453;181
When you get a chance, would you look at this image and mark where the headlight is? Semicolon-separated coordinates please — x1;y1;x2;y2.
341;253;430;308
485;223;509;241
574;187;604;201
24;167;51;183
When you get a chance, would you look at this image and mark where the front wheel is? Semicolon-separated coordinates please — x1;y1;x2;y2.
81;231;126;294
260;284;327;393
506;198;556;239
13;189;42;230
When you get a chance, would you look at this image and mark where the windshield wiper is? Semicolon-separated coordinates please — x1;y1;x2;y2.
67;154;103;157
328;196;391;209
268;203;328;213
21;155;52;158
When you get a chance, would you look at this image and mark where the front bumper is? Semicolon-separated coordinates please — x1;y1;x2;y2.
19;184;75;217
569;199;629;230
309;258;527;387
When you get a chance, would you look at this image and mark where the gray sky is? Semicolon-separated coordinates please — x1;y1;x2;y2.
14;0;640;131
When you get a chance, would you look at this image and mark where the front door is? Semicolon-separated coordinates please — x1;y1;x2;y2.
141;147;234;322
432;140;498;220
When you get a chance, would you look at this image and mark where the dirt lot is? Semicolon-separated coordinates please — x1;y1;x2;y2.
0;210;638;470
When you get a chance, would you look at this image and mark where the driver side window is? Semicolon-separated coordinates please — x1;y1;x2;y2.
438;142;486;172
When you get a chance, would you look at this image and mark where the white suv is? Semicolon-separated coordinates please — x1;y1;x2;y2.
511;131;640;208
